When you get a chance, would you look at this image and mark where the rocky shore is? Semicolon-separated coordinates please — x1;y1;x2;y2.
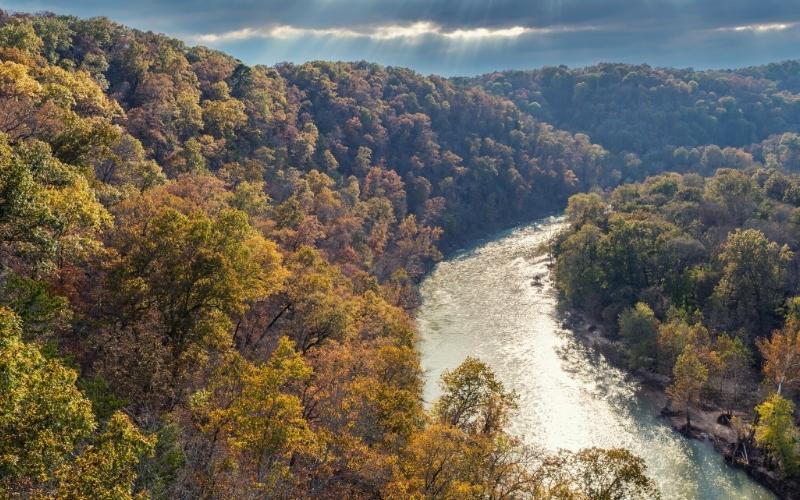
561;310;799;500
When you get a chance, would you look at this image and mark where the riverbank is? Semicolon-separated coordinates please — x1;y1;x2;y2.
420;219;774;497
560;308;799;499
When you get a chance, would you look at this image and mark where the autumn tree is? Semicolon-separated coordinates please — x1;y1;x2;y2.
238;246;353;355
656;317;709;376
189;337;316;496
108;200;286;382
757;317;800;396
0;135;110;277
565;192;608;229
434;357;518;436
544;447;660;500
667;346;708;431
55;412;156;499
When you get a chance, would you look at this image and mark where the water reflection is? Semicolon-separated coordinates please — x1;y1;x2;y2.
418;218;774;500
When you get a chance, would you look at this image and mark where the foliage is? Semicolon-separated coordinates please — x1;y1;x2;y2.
712;228;791;335
189;338;315;495
543;447;660;500
757;317;800;395
618;302;659;368
16;10;790;496
476;62;800;167
434;357;518;436
55;411;156;499
754;393;799;476
666;346;709;429
0;307;95;492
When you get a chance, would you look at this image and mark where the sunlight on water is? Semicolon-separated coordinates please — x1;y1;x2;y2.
417;217;774;500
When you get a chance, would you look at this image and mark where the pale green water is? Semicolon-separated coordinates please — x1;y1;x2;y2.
418;217;774;500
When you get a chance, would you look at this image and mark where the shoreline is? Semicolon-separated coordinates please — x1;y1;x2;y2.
560;309;799;500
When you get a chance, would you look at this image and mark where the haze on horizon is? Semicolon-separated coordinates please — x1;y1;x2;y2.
4;0;800;76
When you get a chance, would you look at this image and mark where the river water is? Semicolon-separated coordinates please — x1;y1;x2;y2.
418;217;774;499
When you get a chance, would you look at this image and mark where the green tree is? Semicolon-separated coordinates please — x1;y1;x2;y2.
618;302;659;369
754;393;799;476
599;214;676;299
0;18;43;57
0;307;95;493
553;224;606;313
712;229;791;339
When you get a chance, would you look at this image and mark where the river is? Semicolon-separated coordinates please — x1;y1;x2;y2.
417;217;774;499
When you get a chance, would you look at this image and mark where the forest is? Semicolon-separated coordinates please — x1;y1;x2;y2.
0;8;799;499
552;167;800;491
0;11;651;499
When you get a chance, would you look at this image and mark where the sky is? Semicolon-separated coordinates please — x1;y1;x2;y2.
3;0;800;76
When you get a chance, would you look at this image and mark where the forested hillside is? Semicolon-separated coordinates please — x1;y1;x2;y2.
474;63;800;181
6;7;800;497
0;11;661;498
552;168;800;490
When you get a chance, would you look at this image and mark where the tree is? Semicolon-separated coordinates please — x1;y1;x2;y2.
666;346;708;431
565;192;608;229
386;423;478;498
109;202;286;380
711;334;751;412
0;136;111;276
712;229;791;339
599;214;676;301
754;393;799;476
190;337;316;496
656;318;709;376
0;307;95;493
0;18;43;57
757;317;800;395
704;169;762;224
55;412;156;499
245;246;354;354
618;302;659;369
553;224;606;313
549;447;660;500
202;97;247;139
434;357;517;436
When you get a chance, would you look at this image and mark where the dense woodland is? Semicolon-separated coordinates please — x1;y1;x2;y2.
473;63;800;182
4;8;800;498
553;167;800;484
0;11;660;499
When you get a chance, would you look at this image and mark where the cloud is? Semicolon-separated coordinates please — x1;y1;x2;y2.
190;21;590;44
733;22;797;32
4;0;800;75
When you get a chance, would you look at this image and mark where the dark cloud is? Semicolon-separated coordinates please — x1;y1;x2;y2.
3;0;799;75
